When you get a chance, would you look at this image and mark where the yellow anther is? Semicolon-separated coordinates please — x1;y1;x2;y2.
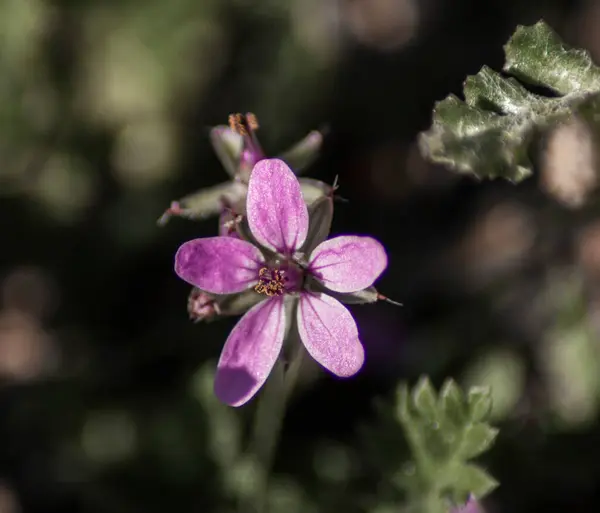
254;267;286;296
228;112;259;136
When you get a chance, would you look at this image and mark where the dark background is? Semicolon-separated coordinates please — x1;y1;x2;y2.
2;0;600;512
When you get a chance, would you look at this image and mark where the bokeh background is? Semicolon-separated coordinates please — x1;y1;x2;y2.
2;0;600;512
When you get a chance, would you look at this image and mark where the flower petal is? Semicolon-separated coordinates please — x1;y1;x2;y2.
309;236;388;293
175;237;264;294
247;158;309;254
297;292;364;377
214;297;286;406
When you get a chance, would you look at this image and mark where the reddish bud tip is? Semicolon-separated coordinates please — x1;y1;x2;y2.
157;201;183;226
377;293;403;306
188;288;219;322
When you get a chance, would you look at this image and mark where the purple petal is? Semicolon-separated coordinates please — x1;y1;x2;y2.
246;158;309;254
214;297;286;406
309;236;388;293
452;496;482;513
297;293;364;377
174;237;264;294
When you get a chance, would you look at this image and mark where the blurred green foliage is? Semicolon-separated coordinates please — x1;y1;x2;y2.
360;378;498;513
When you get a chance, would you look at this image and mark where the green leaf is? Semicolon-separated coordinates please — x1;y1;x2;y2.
504;21;600;94
467;387;493;422
418;20;600;182
412;376;438;422
457;423;499;460
361;379;499;511
451;464;499;499
439;379;468;427
396;384;411;423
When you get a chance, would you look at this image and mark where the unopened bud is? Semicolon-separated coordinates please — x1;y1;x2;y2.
157;201;182;226
187;288;220;322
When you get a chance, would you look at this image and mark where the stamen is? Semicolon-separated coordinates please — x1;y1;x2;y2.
219;196;243;235
222;213;244;235
254;267;287;297
228;112;259;136
246;112;259;131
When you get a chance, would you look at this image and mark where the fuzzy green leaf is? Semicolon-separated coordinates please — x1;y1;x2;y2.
451;464;499;499
467;387;493;422
439;379;468;427
457;423;499;460
412;376;438;422
361;379;499;511
419;20;600;182
396;383;411;423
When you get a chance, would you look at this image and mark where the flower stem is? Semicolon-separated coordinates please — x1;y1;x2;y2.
246;347;304;513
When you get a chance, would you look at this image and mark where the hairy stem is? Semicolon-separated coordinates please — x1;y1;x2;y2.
246;344;304;513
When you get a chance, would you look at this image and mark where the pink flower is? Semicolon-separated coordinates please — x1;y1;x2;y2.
174;158;388;406
158;113;328;226
452;496;483;513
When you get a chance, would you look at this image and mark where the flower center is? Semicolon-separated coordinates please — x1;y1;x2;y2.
253;261;304;297
254;267;287;297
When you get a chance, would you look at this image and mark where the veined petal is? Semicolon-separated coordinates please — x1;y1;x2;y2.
175;237;264;294
247;158;309;254
309;236;388;293
297;292;364;377
215;297;286;406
